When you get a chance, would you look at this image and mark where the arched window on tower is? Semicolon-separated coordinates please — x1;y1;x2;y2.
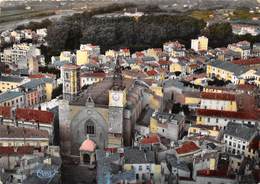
85;120;95;135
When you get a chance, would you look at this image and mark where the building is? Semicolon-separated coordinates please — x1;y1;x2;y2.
166;154;190;178
0;106;55;143
150;112;185;141
200;92;237;111
223;122;258;156
228;41;251;59
191;36;208;52
76;44;100;65
59;58;158;155
188;124;220;138
61;64;81;101
196;109;260;129
123;148;162;184
0;75;25;92
0;125;49;147
80;72;106;87
206;60;248;84
193;151;219;179
175;141;201;162
0;91;25;107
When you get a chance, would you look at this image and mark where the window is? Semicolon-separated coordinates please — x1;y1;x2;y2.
136;174;139;180
199;117;202;121
139;165;142;171
207;117;210;123
216;118;219;123
65;73;69;79
146;165;150;170
242;145;245;150
85;120;95;135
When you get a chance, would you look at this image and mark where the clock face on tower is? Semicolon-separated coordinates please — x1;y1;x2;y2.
112;93;120;101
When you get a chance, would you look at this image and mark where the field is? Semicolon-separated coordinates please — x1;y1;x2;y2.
190;10;214;21
230;9;260;20
0;10;56;24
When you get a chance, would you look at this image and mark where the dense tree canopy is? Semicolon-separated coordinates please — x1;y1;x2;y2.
46;13;205;54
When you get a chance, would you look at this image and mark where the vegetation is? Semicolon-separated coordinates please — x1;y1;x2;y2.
190;10;214;21
202;22;235;48
51;84;62;99
39;66;60;78
230;8;260;20
0;10;55;24
16;19;52;31
208;77;231;86
46;8;205;54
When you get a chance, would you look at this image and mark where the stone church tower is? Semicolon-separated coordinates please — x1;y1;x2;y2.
108;57;127;148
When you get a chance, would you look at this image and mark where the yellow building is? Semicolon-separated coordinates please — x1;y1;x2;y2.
200;91;238;111
207;61;248;84
191;36;208;52
170;62;184;73
61;64;81;101
105;49;117;58
60;51;72;62
188;125;220;137
76;50;89;65
0;75;25;92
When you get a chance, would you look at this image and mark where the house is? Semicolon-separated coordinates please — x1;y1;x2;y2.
19;79;49;105
175;141;201;162
0;125;49;147
77;44;100;66
196;109;260;129
80;72;106;87
207;60;248;84
228;41;251;59
123;148;162;184
223;122;258;156
188;124;220;138
200;91;237;111
0;75;26;92
166;154;190;178
0;106;55;143
150;112;185;141
0;91;25;108
163;41;186;57
193;151;219;179
96;149;136;184
245;135;260;160
191;36;208;52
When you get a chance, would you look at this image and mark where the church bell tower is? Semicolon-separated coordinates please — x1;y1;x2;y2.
108;57;126;148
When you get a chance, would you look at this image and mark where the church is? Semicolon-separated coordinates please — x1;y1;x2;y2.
59;58;159;156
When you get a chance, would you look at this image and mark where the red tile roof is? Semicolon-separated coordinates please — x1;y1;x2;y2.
201;92;236;101
197;169;236;179
140;134;160;145
16;108;54;124
197;109;260;120
158;60;170;65
248;135;260;151
0;146;39;155
232;58;260;65
0;106;11;119
175;141;200;155
146;70;158;76
81;72;106;78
